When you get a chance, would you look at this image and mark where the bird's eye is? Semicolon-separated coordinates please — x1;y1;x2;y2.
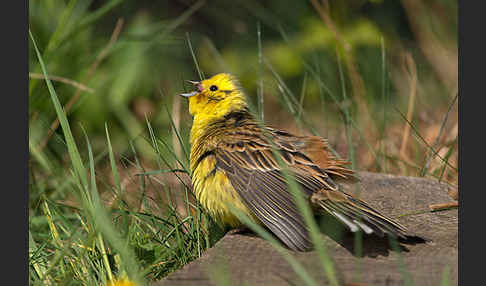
209;85;218;91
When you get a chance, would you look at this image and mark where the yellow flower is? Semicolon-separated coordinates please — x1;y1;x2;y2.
107;277;138;286
180;73;408;251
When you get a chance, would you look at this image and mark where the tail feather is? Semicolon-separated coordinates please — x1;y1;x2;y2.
311;189;408;239
332;198;407;237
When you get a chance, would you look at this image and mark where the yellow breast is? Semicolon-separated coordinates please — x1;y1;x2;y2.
191;155;252;227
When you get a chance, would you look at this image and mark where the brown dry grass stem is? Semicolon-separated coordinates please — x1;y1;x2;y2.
39;18;125;151
399;52;418;162
400;0;458;91
29;73;95;93
428;201;458;212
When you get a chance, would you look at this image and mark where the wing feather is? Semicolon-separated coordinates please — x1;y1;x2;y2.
215;135;332;251
225;163;311;250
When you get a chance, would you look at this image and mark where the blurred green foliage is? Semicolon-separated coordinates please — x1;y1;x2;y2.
30;0;457;165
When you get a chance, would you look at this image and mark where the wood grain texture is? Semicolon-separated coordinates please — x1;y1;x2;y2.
155;172;458;286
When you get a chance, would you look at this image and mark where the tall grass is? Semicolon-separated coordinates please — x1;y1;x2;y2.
30;29;214;284
30;29;143;285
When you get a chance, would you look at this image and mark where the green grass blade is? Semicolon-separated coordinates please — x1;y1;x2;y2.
82;126;114;283
29;29;88;189
29;230;52;285
422;93;458;176
336;47;355;171
105;123;122;197
231;208;318;286
253;124;340;286
29;0;78;95
163;104;190;166
60;0;124;45
186;32;205;80
380;37;388;172
149;0;205;45
278;161;340;286
438;136;457;182
394;106;458;173
29;139;52;173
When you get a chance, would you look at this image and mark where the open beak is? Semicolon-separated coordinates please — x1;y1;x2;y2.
179;80;203;98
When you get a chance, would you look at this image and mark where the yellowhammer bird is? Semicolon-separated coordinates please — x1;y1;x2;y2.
180;73;408;251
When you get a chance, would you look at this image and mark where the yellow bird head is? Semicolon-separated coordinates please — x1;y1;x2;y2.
180;73;248;118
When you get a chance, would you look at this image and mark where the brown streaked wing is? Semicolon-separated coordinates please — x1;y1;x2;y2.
270;130;355;179
216;149;313;251
214;132;341;251
213;123;351;250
